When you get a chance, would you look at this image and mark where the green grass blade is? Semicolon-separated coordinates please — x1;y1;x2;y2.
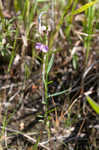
49;0;73;48
84;0;95;63
47;55;54;75
14;0;23;12
0;0;4;18
86;96;99;114
48;88;70;98
71;0;97;16
8;29;19;72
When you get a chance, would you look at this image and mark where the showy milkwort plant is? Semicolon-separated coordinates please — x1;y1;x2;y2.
35;41;49;107
35;11;54;116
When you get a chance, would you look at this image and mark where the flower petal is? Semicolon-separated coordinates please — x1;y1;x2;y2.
35;42;48;53
41;45;48;53
35;42;41;49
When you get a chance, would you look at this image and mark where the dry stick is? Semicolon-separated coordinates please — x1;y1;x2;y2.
39;127;75;145
64;97;78;116
74;118;86;147
81;60;99;94
83;61;99;79
0;126;50;150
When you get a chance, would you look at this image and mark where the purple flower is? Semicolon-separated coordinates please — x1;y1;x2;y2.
35;42;48;53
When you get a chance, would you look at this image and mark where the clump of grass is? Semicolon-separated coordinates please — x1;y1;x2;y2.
84;0;96;64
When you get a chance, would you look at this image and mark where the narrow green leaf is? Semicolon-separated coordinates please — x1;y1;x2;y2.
72;54;78;70
86;96;99;114
47;55;54;75
0;0;4;18
71;0;97;16
48;88;70;98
